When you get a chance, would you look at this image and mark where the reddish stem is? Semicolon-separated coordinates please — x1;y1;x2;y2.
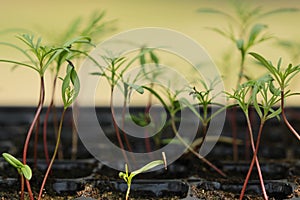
43;76;59;164
25;179;34;200
111;88;129;166
239;120;267;200
34;117;40;168
43;103;51;164
20;174;24;200
281;91;300;141
230;107;239;161
23;76;45;200
171;115;226;177
239;115;268;200
38;109;66;200
121;100;136;165
144;97;153;154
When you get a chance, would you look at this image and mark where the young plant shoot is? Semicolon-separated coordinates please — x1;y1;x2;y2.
250;52;300;141
119;152;167;200
0;34;67;200
38;61;80;200
197;1;298;161
228;74;281;200
2;153;32;200
142;85;226;177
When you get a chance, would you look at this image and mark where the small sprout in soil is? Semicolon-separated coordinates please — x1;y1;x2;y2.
119;152;167;200
2;153;32;200
2;153;32;180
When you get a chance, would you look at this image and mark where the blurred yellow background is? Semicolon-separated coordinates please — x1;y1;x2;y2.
0;0;300;106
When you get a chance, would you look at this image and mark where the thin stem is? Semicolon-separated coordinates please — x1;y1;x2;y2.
43;76;58;164
38;108;67;200
20;174;24;200
232;54;246;162
144;88;154;154
34;78;45;168
121;100;134;153
240;119;267;200
281;90;300;140
121;100;136;164
71;102;78;160
110;87;129;166
25;179;34;200
33;117;40;168
23;76;45;200
23;76;45;164
239;114;268;200
126;182;131;200
198;122;208;149
170;114;226;177
230;107;239;161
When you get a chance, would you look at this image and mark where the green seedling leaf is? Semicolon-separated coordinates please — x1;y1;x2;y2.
62;60;80;108
267;107;281;120
131;160;164;177
139;53;146;66
127;83;144;94
21;165;32;180
2;153;32;180
2;153;23;169
269;80;280;96
236;39;244;50
249;52;275;73
150;51;159;65
259;8;299;18
196;8;234;19
248;24;268;47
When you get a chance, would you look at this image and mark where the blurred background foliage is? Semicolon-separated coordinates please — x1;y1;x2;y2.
0;0;300;105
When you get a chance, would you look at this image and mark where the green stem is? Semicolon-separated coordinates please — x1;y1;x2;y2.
126;182;131;200
232;53;246;162
170;114;226;177
38;108;67;200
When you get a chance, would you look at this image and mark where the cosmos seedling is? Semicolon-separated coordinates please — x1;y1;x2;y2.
2;153;32;180
228;74;282;200
2;153;32;200
250;52;300;141
119;152;167;200
38;61;80;200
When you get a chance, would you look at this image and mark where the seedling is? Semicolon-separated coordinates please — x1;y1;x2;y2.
119;152;167;200
142;85;226;177
38;60;80;200
47;11;114;160
250;52;300;141
2;153;32;200
197;1;298;161
188;78;226;149
0;34;66;200
91;49;154;165
228;74;282;200
43;35;93;163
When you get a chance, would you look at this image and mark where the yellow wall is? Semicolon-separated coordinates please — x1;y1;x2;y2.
0;0;300;106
